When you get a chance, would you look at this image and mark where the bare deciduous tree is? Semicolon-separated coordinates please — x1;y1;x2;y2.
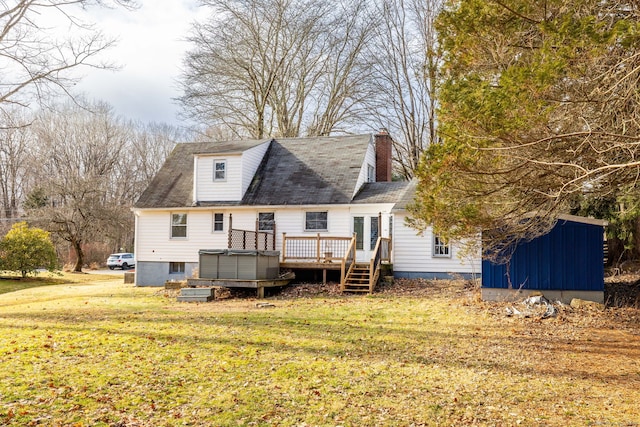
0;109;32;221
179;0;375;138
369;0;442;179
28;101;131;271
0;0;136;112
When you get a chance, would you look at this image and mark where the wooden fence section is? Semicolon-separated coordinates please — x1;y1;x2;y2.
282;233;354;263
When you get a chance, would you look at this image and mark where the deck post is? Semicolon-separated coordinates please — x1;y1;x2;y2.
228;213;233;248
316;233;321;263
282;233;287;262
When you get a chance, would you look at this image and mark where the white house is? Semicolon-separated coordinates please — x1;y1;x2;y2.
132;132;481;287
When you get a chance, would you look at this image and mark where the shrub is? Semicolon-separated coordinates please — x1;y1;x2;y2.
0;222;58;278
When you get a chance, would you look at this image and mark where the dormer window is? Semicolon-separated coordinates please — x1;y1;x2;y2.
214;160;226;181
367;164;375;183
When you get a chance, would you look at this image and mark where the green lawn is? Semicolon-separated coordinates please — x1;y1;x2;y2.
0;277;639;426
0;275;64;295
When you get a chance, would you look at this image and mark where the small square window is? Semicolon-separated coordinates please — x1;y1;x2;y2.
169;262;185;274
305;211;327;231
258;212;275;231
433;235;450;258
214;160;226;181
171;213;187;238
213;213;224;232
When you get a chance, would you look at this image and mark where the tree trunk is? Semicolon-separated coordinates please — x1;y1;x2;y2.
72;238;84;272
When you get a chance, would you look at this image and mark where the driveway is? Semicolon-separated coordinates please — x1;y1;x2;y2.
86;269;132;275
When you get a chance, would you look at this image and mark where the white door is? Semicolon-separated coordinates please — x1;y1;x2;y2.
352;215;380;262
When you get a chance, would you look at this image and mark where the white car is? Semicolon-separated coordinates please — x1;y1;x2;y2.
107;253;135;270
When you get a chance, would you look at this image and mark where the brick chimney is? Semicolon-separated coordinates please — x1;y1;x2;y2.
375;129;392;182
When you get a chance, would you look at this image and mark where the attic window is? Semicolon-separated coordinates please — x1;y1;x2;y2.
367;164;375;183
213;160;226;181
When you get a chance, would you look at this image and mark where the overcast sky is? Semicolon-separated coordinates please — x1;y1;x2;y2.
74;0;207;126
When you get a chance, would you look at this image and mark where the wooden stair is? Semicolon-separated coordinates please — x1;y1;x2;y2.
342;263;374;293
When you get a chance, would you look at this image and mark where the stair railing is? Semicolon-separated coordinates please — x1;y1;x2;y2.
340;234;357;291
369;237;391;292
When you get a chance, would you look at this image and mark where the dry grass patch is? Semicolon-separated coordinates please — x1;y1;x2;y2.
0;279;639;426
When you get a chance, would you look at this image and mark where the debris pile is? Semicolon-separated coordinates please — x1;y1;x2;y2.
505;295;560;319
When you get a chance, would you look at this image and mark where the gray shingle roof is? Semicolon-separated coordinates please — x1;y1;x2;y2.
242;135;370;205
352;181;413;205
134;134;413;209
134;139;269;208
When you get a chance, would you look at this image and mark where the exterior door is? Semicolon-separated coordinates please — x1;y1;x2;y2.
353;216;380;262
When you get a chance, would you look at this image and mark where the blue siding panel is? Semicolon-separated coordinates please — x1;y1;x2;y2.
482;219;604;292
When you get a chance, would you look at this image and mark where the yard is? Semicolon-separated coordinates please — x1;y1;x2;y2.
0;274;639;426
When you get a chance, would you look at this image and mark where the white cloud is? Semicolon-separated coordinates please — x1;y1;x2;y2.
75;0;207;125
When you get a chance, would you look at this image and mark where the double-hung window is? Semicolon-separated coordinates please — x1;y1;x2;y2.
258;212;275;232
213;160;226;181
433;235;450;257
171;213;188;238
305;211;327;231
213;213;224;232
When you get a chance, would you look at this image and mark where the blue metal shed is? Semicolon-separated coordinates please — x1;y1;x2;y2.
481;215;606;303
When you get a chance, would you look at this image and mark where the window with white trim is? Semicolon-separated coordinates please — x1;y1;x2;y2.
433;235;451;257
305;211;328;231
169;262;185;274
213;160;226;181
171;213;187;238
258;212;275;231
213;213;224;232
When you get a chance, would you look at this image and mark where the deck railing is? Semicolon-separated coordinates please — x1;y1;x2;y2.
282;233;353;263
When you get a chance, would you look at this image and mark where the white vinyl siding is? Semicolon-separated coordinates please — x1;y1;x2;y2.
353;138;376;197
135;210;230;263
194;155;243;201
392;211;481;276
241;142;270;195
193;141;270;203
135;206;481;280
135;206;354;265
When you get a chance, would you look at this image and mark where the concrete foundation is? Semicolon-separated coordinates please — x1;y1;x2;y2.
135;261;199;287
481;287;604;304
